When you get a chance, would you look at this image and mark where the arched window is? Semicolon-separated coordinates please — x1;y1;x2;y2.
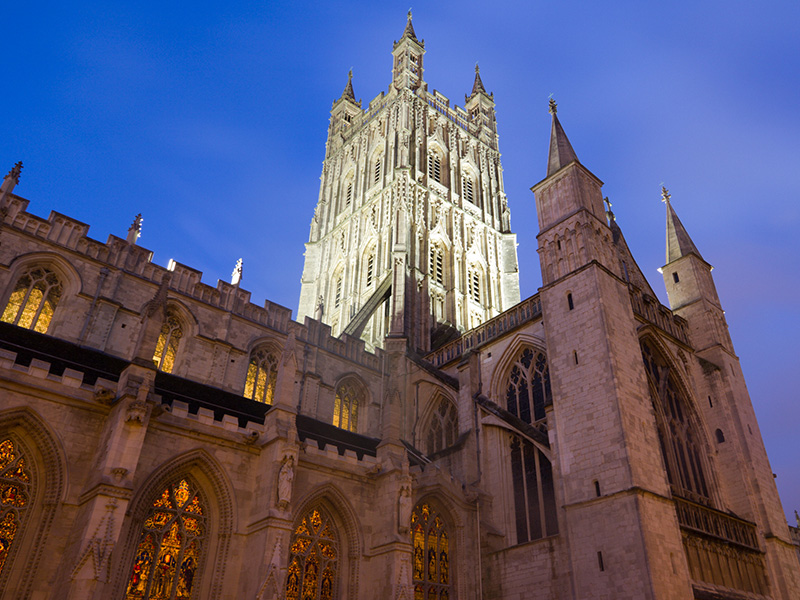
641;340;712;504
244;348;278;405
285;506;338;600
429;245;444;286
1;267;63;333
427;397;458;455
505;347;551;424
333;381;361;432
153;313;182;374
124;478;206;600
373;156;382;185
411;503;450;599
0;438;32;578
427;151;442;184
509;436;558;544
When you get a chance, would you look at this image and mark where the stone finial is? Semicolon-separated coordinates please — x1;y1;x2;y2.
548;97;557;115
661;185;671;204
5;161;22;183
231;258;243;286
604;196;615;222
126;214;143;245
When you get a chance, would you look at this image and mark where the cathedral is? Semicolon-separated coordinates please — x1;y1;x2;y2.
0;13;798;600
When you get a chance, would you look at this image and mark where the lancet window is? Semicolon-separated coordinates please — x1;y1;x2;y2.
332;380;361;432
365;253;375;288
429;246;444;286
641;340;712;504
285;507;338;600
1;267;63;333
244;347;278;405
333;272;343;310
462;175;475;205
427;397;458;455
505;347;551;424
0;439;32;578
467;269;481;304
153;313;182;374
124;478;206;600
373;157;382;185
411;503;450;599
428;151;442;184
509;437;558;544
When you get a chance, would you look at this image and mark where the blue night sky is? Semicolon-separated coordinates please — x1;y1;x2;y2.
4;2;799;521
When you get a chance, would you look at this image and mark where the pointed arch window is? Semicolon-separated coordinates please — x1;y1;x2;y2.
124;478;206;600
427;397;458;455
641;340;712;504
153;313;182;374
411;503;450;599
462;175;475;205
1;267;63;333
505;347;551;424
509;437;558;544
333;381;361;432
244;348;278;405
429;245;444;286
334;275;343;309
0;438;32;578
285;507;338;600
365;252;375;288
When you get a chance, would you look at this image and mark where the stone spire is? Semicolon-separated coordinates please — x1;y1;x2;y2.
470;63;487;97
546;98;579;178
341;70;356;102
401;9;418;43
663;186;703;264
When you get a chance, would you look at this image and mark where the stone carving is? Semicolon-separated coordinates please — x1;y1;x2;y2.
70;499;117;583
398;485;412;534
125;400;148;424
277;455;295;510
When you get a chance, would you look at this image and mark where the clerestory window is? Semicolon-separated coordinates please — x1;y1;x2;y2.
333;381;361;432
427;397;458;455
153;313;182;374
244;348;278;405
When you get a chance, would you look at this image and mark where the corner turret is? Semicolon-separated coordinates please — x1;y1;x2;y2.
391;11;426;92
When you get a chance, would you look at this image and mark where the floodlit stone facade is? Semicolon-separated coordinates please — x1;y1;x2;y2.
0;14;798;600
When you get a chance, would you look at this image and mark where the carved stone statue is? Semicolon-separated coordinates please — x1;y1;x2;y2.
277;456;295;510
398;485;412;533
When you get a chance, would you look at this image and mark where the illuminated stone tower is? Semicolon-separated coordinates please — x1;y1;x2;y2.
297;13;520;352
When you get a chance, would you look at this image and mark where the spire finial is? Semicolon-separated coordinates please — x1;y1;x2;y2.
126;213;143;245
548;96;557;115
5;161;23;183
231;258;243;286
604;196;615;222
661;185;671;204
475;63;480;74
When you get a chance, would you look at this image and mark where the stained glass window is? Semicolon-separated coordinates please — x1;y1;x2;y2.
509;436;558;544
426;398;458;455
411;503;450;599
125;478;206;600
333;382;361;431
1;267;63;333
244;348;278;405
641;340;711;504
0;439;32;578
505;347;551;424
153;314;182;374
332;381;361;432
285;507;338;600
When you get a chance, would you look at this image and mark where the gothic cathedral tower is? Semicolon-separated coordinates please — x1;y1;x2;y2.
297;13;520;352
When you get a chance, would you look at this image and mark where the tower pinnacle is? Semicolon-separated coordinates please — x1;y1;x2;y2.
341;69;356;102
401;9;419;42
